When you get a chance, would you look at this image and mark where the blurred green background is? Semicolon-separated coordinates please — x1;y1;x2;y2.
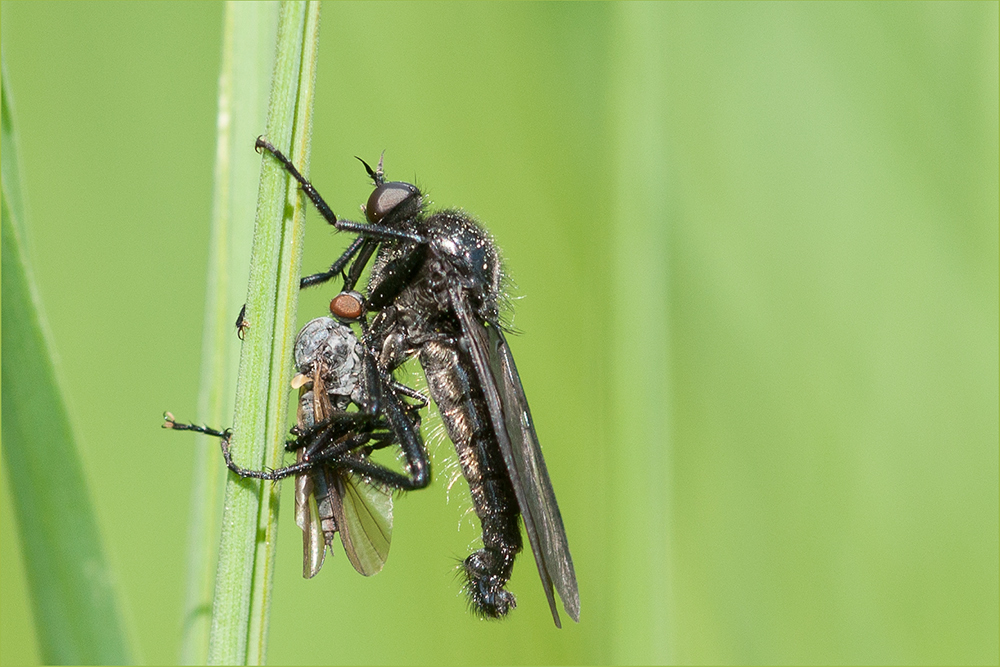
2;1;997;664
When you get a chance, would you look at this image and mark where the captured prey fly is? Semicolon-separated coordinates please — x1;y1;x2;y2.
165;310;429;576
256;138;580;626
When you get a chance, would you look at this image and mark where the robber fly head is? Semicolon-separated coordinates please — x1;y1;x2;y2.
357;153;422;225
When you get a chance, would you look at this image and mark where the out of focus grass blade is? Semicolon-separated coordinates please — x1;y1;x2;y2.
608;4;673;663
206;2;321;664
1;62;27;242
1;63;134;665
178;3;279;664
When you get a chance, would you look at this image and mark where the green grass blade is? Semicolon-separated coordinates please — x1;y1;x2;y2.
1;63;134;666
1;61;27;242
178;3;279;664
206;2;321;664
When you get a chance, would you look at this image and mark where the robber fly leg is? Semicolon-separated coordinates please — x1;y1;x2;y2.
255;136;339;228
165;413;326;481
162;412;229;439
256;136;424;292
301;236;369;290
291;417;430;491
301;224;424;292
217;437;309;481
165;413;291;480
390;381;429;409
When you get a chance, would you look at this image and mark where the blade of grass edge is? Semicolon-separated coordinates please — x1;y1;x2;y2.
1;62;135;665
245;1;321;662
207;2;321;664
179;3;279;664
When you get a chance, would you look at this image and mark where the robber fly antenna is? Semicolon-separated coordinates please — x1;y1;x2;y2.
356;153;386;186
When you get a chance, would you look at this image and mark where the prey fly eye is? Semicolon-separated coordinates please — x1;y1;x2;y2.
366;182;419;224
330;291;365;322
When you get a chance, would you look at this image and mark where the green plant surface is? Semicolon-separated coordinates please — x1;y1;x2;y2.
177;2;279;663
207;2;321;664
1;2;997;665
1;62;134;665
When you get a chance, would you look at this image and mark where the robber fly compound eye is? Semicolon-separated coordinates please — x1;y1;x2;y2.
365;182;420;224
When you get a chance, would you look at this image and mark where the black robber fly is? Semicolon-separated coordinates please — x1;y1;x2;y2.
256;138;580;627
165;312;429;576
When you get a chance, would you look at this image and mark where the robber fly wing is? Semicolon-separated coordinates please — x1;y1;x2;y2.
331;470;393;576
486;324;580;623
451;289;580;626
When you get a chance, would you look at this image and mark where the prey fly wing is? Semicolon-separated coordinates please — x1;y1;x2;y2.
296;450;393;578
294;448;327;578
331;466;393;575
293;325;393;578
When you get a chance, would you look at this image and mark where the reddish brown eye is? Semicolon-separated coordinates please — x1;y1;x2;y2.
366;181;419;223
330;291;365;321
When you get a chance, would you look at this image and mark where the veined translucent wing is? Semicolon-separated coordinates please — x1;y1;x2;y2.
329;468;393;576
294;365;393;578
452;289;580;626
294;445;328;578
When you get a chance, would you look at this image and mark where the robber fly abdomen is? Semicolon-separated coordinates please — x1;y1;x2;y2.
420;339;522;617
364;211;527;617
